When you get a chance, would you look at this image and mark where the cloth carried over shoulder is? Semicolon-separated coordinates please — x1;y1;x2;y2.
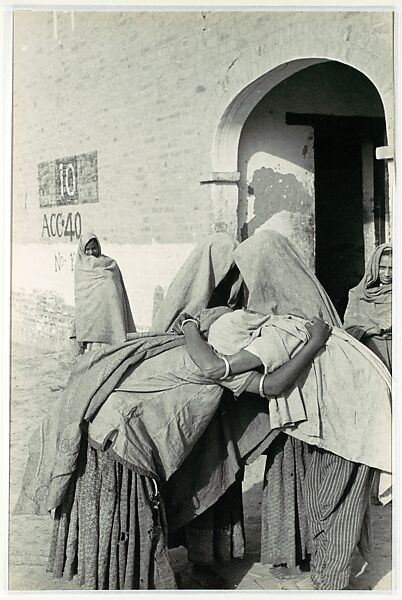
209;311;391;500
235;228;342;326
73;232;136;344
13;333;186;516
343;243;392;340
151;233;243;332
14;329;274;530
208;230;392;502
14;235;256;527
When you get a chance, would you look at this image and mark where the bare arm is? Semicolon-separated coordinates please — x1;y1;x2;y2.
179;320;262;377
243;332;327;397
176;314;331;397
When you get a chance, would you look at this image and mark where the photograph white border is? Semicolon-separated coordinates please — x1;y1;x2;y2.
1;2;400;600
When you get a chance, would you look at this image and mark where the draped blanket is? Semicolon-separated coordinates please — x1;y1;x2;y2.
151;233;242;332
14;333;274;530
233;228;342;327
209;311;392;494
343;290;392;340
14;334;185;516
74;232;136;343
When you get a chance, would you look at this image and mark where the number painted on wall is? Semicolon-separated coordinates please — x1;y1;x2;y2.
42;212;82;241
38;151;98;207
59;162;77;199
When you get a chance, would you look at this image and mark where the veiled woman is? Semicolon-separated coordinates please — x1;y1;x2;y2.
15;231;391;591
174;229;391;590
343;244;392;371
71;231;136;353
14;233;270;590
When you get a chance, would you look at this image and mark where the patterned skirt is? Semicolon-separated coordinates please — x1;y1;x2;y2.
47;441;177;590
261;433;312;568
183;479;245;564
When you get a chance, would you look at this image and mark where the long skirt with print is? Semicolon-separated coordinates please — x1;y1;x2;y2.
47;441;176;590
261;434;312;568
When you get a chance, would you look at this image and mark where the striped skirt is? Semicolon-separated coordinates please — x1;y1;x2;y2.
304;447;374;590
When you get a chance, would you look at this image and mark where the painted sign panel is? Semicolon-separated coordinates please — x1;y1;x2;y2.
41;211;82;241
38;151;98;207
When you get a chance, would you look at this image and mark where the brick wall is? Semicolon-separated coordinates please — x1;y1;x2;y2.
12;11;394;244
11;10;394;346
11;288;74;351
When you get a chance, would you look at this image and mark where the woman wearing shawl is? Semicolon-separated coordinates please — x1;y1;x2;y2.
176;230;391;590
15;233;272;590
151;234;247;588
15;232;391;591
343;244;392;371
71;232;136;353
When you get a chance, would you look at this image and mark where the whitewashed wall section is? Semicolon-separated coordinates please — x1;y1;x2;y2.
12;242;195;346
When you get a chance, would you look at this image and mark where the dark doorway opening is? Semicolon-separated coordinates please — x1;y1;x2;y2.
286;113;386;317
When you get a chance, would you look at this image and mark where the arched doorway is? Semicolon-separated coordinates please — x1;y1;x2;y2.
211;59;390;318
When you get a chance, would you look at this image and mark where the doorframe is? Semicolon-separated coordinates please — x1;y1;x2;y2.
205;58;393;243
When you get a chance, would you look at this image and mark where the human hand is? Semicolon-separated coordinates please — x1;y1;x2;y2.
306;317;332;348
171;313;199;334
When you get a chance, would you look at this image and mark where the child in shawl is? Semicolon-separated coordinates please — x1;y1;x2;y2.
71;232;136;354
343;244;392;371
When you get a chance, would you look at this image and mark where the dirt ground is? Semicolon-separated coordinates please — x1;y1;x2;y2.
7;342;392;593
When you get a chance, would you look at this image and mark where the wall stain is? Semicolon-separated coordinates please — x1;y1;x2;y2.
241;167;312;238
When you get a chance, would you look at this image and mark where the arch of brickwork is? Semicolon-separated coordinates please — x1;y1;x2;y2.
204;12;393;236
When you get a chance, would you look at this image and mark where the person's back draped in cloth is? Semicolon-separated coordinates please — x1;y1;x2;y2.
152;233;246;588
209;229;390;590
238;229;343;572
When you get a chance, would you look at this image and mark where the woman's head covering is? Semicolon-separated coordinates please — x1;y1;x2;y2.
233;229;342;327
78;231;101;256
343;243;392;341
357;243;392;302
74;232;136;344
151;233;243;333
